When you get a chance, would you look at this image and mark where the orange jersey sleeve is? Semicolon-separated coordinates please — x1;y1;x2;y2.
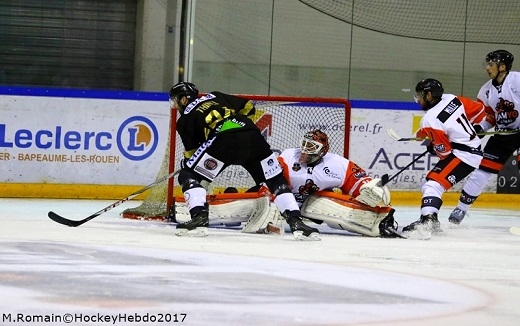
420;126;452;159
458;96;486;124
340;161;371;197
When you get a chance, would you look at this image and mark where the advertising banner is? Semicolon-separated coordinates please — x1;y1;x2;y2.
0;88;169;188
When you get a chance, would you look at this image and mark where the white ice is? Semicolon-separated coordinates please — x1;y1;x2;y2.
0;198;519;326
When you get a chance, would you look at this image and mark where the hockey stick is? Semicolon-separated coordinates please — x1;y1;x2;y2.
381;150;429;186
48;169;181;227
387;128;520;142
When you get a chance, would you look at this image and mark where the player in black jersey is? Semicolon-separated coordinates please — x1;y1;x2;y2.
169;82;320;240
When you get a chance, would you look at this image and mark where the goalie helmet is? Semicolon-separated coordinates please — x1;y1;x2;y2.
485;50;514;71
169;82;199;112
299;129;329;164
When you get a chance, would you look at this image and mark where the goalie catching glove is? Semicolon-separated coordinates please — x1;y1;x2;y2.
356;178;391;207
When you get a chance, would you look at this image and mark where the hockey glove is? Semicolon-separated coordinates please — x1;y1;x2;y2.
356;178;391;207
426;143;436;155
473;124;485;138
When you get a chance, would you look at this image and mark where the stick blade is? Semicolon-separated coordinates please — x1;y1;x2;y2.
48;211;84;227
386;128;402;141
510;227;520;236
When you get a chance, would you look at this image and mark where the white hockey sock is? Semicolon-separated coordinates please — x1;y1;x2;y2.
273;192;300;214
184;187;207;211
458;169;494;208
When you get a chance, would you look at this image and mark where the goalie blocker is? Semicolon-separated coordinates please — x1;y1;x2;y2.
168;187;398;238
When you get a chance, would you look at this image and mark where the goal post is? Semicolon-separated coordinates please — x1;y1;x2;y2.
121;95;351;221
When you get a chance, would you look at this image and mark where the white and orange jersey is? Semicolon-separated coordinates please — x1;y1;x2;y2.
416;94;482;168
477;71;520;130
278;148;372;205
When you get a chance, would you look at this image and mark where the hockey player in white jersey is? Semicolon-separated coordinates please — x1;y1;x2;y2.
449;50;520;224
276;129;399;238
403;79;484;236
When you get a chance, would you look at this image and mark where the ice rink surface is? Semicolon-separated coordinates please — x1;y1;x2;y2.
0;198;519;326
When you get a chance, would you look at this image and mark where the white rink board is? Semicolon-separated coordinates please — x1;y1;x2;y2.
348;108;495;192
0;93;170;185
0;90;496;192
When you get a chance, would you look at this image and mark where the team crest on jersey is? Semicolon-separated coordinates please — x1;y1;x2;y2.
496;98;517;125
434;143;446;153
295;179;319;203
292;162;301;171
351;163;367;179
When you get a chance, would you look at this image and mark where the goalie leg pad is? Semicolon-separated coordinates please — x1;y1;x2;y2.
301;194;391;237
242;197;283;235
173;197;255;225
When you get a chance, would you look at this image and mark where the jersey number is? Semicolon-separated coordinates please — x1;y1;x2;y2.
456;114;477;140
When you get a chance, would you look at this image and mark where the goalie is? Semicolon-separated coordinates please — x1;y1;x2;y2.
275;129;398;237
171;129;398;238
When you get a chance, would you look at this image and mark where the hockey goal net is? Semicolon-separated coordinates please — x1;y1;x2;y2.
121;95;351;220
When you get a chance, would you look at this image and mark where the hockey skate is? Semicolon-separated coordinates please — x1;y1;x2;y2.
402;213;441;239
175;209;209;237
378;209;402;238
283;211;321;241
448;207;466;225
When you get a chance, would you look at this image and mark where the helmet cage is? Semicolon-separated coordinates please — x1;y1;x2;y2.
299;130;329;164
301;137;324;155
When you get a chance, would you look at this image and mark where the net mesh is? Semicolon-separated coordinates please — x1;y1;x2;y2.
121;96;350;220
299;0;520;45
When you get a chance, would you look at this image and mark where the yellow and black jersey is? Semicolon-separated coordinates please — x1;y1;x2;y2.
177;91;257;158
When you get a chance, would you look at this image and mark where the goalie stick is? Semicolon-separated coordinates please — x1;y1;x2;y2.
48;169;180;227
387;128;520;142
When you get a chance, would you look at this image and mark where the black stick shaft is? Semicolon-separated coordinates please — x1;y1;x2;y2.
381;150;429;186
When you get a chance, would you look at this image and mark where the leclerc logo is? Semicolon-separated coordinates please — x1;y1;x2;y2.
117;116;159;161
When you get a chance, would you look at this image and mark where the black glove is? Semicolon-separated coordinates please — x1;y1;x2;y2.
473;124;485;138
426;143;436;155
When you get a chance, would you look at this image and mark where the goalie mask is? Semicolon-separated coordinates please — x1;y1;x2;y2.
299;129;329;164
169;82;199;113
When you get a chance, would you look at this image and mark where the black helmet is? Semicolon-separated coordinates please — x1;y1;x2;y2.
485;50;514;71
169;82;199;103
415;78;444;99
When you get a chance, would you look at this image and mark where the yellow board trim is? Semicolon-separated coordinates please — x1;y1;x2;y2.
1;184;519;210
0;183;150;200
